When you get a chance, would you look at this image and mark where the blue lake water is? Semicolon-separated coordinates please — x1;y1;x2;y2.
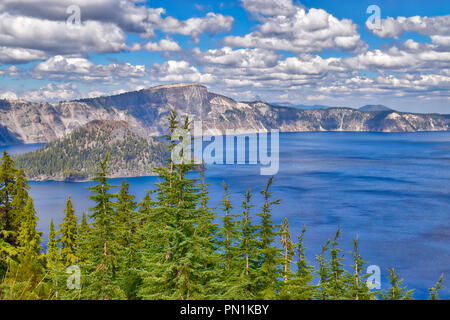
2;132;449;299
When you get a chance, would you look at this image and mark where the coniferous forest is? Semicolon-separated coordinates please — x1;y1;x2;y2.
0;112;445;300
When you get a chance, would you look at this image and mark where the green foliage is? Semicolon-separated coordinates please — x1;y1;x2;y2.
429;274;444;300
380;268;414;300
254;177;282;299
60;196;78;266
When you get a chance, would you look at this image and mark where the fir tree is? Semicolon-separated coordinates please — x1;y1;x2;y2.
429;274;444;300
0;151;18;246
328;228;348;299
82;155;123;299
60;196;78;266
281;226;316;300
16;197;44;284
316;239;331;300
254;178;282;299
219;182;239;274
279;217;295;283
139;112;220;300
114;181;141;299
380;268;414;300
347;238;373;300
46;219;60;268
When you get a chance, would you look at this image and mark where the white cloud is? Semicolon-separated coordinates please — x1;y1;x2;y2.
22;83;80;102
0;90;18;100
367;15;450;45
31;56;147;83
131;39;182;52
194;47;280;68
224;2;365;53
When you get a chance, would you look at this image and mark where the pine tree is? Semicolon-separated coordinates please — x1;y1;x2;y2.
280;217;295;283
254;178;282;299
81;155;123;299
429;274;444;300
347;238;373;300
0;151;18;246
75;212;90;263
10;169;30;244
60;196;78;266
219;182;239;274
46;219;60;268
380;268;414;300
281;226;316;300
328;228;348;299
139;112;220;300
46;218;63;299
228;188;259;299
316;239;331;300
16;197;44;283
114;181;141;299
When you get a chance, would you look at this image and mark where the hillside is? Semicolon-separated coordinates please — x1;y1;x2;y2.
0;83;449;146
13;120;169;181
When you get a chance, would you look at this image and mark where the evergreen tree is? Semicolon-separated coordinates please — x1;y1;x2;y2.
114;181;141;299
254;178;282;299
81;155;123;299
75;212;90;263
219;182;239;274
139;112;220;300
46;219;60;268
16;197;44;284
280;217;295;283
429;274;444;300
328;228;348;299
380;268;414;300
281;226;316;300
316;239;331;300
60;196;78;266
0;151;18;246
347;238;373;300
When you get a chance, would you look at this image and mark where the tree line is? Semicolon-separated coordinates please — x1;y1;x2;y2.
0;111;445;300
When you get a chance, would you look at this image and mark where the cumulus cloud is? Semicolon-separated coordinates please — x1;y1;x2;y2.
0;90;18;100
151;60;215;83
130;39;182;52
30;56;147;83
22;83;81;102
0;12;127;55
193;47;280;68
0;0;233;60
366;15;450;45
0;47;47;64
224;1;366;53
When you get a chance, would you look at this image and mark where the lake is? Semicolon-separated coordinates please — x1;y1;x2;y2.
2;132;449;299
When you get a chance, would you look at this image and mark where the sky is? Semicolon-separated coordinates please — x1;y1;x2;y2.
0;0;449;113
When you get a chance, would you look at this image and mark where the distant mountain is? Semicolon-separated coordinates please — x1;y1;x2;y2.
359;105;393;112
14;120;169;181
271;102;331;110
0;83;448;146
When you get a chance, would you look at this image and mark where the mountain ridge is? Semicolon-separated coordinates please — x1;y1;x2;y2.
0;83;449;146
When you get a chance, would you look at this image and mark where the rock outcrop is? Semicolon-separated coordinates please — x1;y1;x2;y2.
0;83;448;145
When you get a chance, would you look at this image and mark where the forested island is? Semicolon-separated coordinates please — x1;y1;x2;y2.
13;120;169;182
0;112;445;300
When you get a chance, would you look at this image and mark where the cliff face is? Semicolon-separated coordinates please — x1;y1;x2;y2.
0;83;448;145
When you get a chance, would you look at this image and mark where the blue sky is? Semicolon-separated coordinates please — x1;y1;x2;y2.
0;0;449;113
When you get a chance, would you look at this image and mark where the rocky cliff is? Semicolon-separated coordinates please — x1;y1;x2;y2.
0;83;448;145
